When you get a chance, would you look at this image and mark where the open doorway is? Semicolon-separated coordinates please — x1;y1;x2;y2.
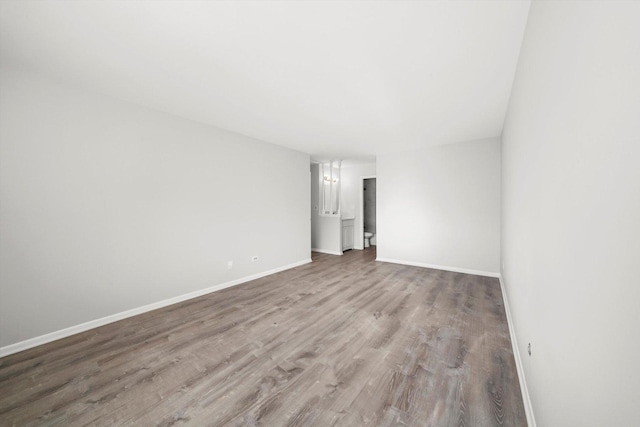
363;177;376;249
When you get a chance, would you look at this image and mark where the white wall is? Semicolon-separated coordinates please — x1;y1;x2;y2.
501;2;640;426
0;64;311;349
377;138;501;275
340;162;376;250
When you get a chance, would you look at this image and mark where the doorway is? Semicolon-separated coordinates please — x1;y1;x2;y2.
363;178;376;248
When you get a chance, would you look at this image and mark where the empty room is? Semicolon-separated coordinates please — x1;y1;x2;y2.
1;1;638;426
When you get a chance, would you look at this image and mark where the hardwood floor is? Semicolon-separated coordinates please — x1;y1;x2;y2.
0;248;526;426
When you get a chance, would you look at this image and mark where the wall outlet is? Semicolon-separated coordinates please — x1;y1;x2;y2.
528;342;532;356
251;256;259;262
227;261;233;269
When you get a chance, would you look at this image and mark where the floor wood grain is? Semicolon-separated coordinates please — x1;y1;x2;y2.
0;248;526;426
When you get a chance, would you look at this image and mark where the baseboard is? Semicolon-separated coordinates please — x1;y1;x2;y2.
375;257;500;278
311;248;343;256
0;258;312;359
499;275;536;427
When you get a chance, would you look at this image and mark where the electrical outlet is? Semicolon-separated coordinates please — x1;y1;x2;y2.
227;261;233;269
528;342;532;356
251;256;259;262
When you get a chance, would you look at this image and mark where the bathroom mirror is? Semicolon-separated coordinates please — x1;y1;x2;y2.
319;160;341;216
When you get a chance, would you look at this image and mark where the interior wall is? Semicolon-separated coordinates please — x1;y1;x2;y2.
0;64;311;348
501;2;640;426
377;138;501;275
339;162;376;250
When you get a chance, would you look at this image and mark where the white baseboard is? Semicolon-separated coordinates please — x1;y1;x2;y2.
499;275;536;427
311;248;343;256
375;257;500;278
0;258;312;359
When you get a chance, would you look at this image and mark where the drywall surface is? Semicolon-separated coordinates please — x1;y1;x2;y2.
0;64;310;348
310;163;342;254
501;2;640;426
377;138;500;274
340;162;376;250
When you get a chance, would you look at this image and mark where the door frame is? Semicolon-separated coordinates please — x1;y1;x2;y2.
359;175;376;250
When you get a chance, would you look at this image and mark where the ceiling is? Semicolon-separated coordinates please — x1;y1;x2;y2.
0;0;530;161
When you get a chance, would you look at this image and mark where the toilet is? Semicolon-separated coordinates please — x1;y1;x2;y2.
364;231;374;248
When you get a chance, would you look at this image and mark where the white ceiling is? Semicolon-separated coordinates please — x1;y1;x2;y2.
0;0;530;161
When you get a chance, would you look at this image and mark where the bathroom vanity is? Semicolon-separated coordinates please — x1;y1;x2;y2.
341;217;354;251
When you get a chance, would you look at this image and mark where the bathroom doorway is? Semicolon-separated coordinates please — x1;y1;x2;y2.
363;178;376;248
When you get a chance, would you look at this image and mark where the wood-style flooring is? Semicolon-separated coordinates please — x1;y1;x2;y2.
0;248;526;426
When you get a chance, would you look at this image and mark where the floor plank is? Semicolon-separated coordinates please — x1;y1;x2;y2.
0;248;526;426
